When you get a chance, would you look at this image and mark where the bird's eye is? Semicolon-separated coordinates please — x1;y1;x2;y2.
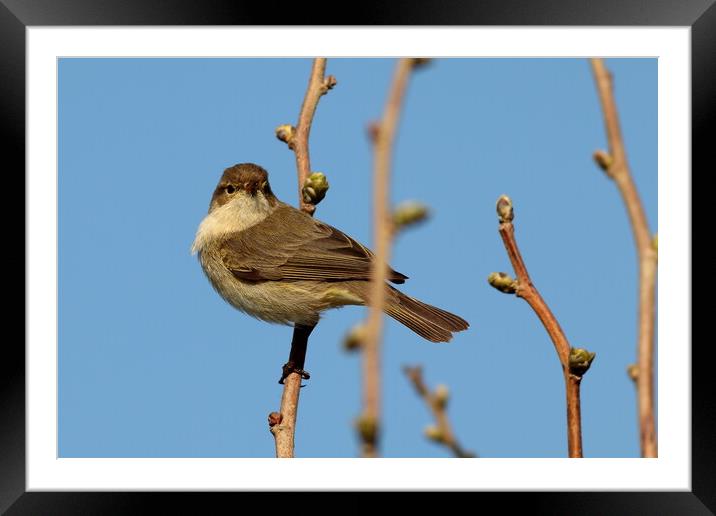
225;185;236;194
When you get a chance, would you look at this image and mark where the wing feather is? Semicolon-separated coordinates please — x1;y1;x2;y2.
219;204;407;284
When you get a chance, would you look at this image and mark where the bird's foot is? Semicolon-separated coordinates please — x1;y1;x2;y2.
278;361;311;385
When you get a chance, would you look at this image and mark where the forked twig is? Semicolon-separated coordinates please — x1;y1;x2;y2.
404;365;475;458
490;196;595;458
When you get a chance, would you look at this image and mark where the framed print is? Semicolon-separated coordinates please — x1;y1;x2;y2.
5;0;711;512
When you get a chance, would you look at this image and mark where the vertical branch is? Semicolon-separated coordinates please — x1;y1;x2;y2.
590;58;657;458
269;324;313;458
490;196;595;458
357;58;417;457
276;58;336;215
269;58;335;458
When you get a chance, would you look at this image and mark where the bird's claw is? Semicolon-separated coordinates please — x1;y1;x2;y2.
278;362;311;385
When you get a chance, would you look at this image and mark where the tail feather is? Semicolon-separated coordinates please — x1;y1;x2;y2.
383;287;469;343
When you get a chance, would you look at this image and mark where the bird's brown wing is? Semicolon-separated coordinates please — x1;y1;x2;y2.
219;204;408;284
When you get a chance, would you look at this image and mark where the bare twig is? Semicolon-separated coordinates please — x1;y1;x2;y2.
269;324;313;458
403;365;475;458
276;58;336;216
269;58;335;458
590;58;657;458
357;58;418;457
490;196;594;458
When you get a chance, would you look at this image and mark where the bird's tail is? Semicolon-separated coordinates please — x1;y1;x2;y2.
383;286;469;343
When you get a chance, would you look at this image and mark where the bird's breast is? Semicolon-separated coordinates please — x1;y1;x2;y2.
197;248;324;326
191;193;274;255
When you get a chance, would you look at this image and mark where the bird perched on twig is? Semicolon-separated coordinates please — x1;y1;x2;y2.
192;163;469;381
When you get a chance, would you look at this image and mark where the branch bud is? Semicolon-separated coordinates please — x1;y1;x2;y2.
411;58;432;69
355;415;379;445
302;172;329;205
267;411;283;427
488;272;517;294
321;75;337;94
424;425;445;443
569;347;596;377
367;121;381;142
593;150;613;173
343;323;366;352
496;195;514;223
434;384;450;409
627;363;639;382
393;201;430;231
275;124;296;147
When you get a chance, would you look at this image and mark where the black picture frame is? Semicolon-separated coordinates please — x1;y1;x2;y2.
4;0;710;512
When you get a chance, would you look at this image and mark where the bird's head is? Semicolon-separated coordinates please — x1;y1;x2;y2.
208;163;278;213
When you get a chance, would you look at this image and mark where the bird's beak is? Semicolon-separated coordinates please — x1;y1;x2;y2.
245;181;258;196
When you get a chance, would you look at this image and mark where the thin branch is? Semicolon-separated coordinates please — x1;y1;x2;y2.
276;58;336;215
268;324;313;458
590;58;657;458
403;365;475;458
357;58;417;457
491;196;594;458
269;58;335;458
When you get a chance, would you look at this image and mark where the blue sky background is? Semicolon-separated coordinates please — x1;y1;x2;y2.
58;58;656;458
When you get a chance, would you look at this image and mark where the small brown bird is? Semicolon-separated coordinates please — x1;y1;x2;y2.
192;163;469;379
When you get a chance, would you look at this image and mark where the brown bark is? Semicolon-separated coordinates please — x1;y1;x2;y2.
590;58;657;458
270;58;334;458
291;59;336;215
359;58;416;457
496;199;584;458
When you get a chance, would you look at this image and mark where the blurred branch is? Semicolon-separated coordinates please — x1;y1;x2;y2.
268;58;335;458
590;58;657;458
404;365;475;458
358;58;420;457
490;195;594;458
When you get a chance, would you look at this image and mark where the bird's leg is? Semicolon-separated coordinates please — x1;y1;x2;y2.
279;323;315;385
